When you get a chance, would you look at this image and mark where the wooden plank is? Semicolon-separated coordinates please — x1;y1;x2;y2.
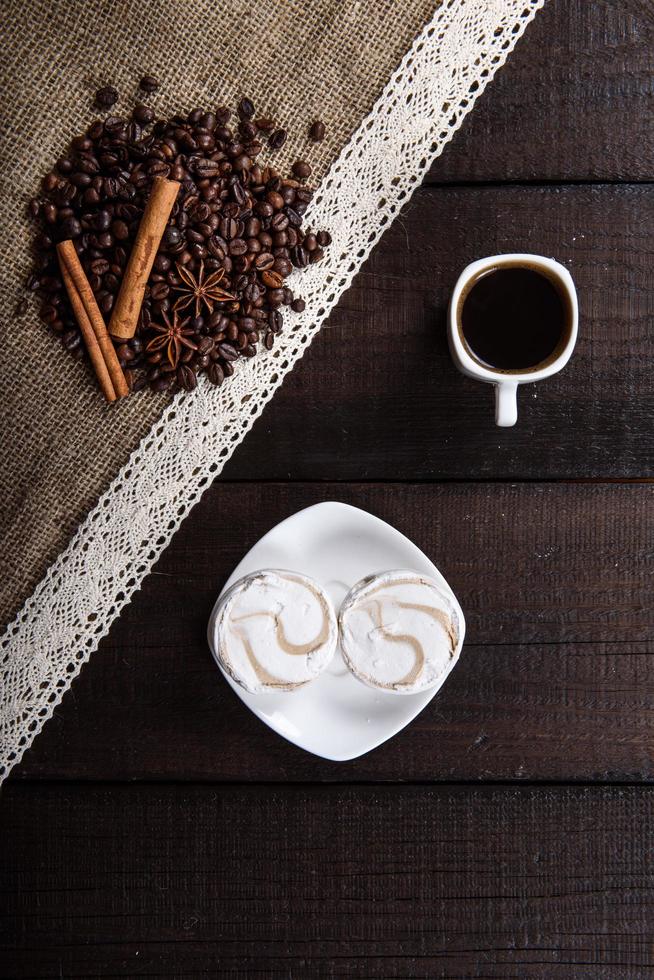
1;783;652;978
427;0;654;183
13;482;654;782
224;184;654;481
15;640;654;784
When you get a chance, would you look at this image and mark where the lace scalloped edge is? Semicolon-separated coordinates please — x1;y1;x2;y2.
0;0;545;780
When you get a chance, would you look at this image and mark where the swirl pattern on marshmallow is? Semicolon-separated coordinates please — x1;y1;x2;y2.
214;570;337;693
339;571;459;694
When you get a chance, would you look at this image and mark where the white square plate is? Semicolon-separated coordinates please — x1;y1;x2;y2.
207;501;465;760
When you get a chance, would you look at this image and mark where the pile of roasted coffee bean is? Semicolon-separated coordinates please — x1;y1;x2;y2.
27;77;330;394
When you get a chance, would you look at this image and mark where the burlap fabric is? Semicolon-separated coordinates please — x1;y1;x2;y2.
0;0;438;626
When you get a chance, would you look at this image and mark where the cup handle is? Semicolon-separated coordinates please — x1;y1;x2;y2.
495;381;518;427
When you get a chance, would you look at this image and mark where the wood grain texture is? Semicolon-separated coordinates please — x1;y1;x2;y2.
223;184;654;481
2;783;652;979
13;482;654;782
7;5;654;975
428;0;654;183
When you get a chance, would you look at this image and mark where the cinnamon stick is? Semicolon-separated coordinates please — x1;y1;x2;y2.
109;177;180;340
56;240;129;402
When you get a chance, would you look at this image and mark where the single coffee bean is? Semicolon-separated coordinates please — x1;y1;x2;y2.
268;309;283;332
271;212;289;232
200;111;217;130
207;362;224;385
196;336;214;356
116;343;134;362
238;97;255;119
150;281;170;301
268;128;287;150
42;172;58;193
77;157;100;177
239;119;257;139
70;171;92;188
112;219;129;240
42;202;58;224
95;85;118;108
140;74;160;92
220;216;238;240
290;244;308;268
266;190;284;210
162;226;181;248
254;201;273;220
291;298;306;313
317;229;332;247
309;120;326;142
227;237;246;256
90;257;110;275
254;252;275;271
104;114;127;135
133;103;155;124
274;257;293;277
90;208;111;232
84;117;103;138
218;342;238;361
177;364;197;391
292;160;312;179
99;292;114;313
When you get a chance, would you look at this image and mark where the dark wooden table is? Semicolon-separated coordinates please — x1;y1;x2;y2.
3;2;654;976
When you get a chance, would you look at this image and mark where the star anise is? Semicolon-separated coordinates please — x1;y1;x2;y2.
146;310;198;369
173;260;236;317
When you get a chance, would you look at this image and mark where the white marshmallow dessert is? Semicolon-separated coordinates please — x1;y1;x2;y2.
339;570;460;695
214;569;338;693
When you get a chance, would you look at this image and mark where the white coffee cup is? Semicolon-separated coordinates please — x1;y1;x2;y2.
448;254;578;427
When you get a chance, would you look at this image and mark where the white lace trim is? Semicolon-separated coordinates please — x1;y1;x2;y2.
0;0;544;780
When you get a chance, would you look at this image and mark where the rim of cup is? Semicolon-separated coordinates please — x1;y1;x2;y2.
448;253;578;384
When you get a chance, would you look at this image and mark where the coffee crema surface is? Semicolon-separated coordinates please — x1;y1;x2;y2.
459;266;569;371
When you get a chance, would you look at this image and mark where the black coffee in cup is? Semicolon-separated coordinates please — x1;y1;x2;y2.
458;265;571;372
